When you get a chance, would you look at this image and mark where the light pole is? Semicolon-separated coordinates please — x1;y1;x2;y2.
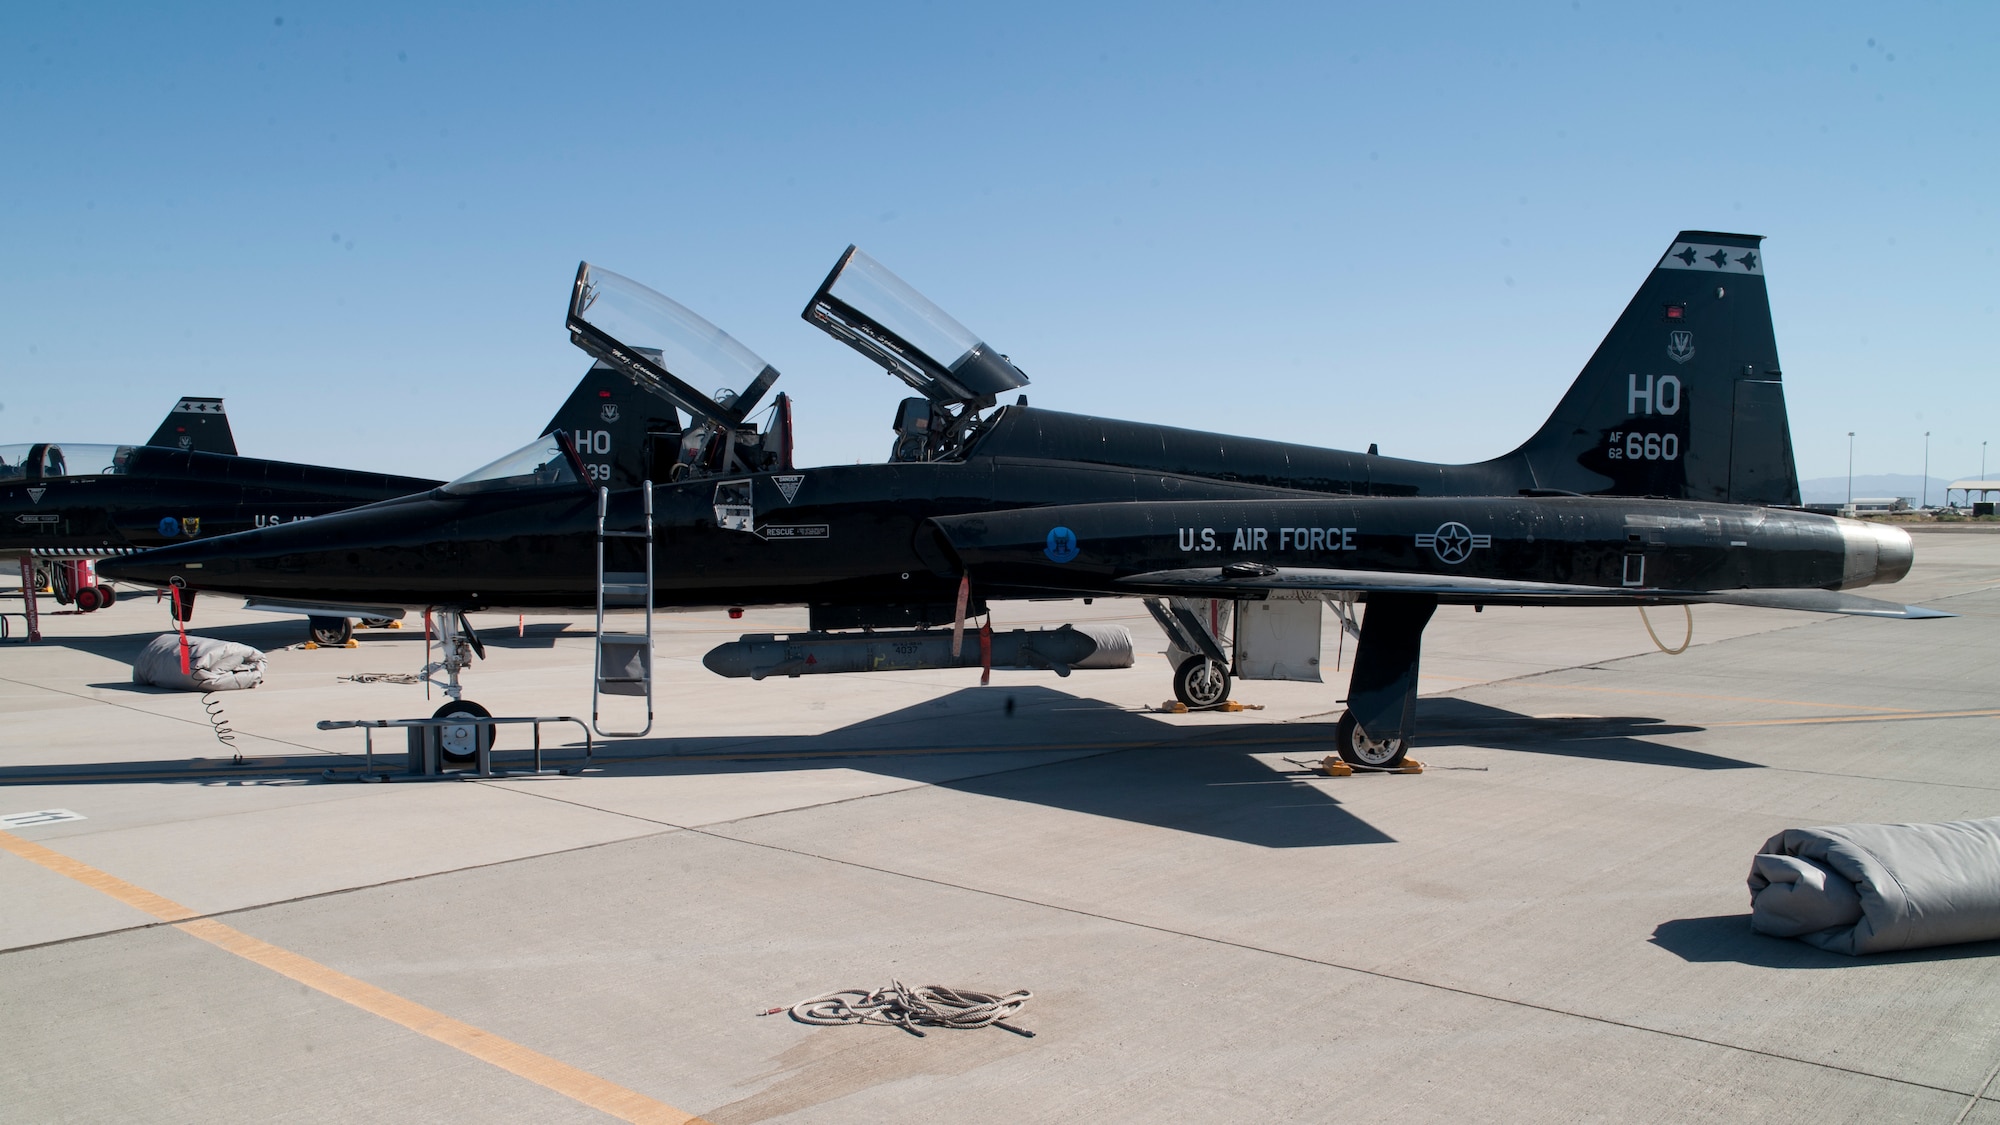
1983;441;1988;481
1847;432;1855;507
1922;431;1931;509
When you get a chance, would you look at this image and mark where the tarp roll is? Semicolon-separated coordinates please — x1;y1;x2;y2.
1748;816;2000;955
133;634;267;692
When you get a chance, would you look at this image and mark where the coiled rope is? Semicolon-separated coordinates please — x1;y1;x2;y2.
1639;604;1693;655
777;982;1034;1038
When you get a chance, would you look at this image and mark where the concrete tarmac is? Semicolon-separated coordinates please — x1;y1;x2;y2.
2;529;1998;1123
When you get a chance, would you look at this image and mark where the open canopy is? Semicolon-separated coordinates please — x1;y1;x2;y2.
803;246;1028;407
567;263;778;428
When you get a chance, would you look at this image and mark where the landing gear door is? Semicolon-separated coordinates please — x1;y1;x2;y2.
712;479;754;533
1232;599;1323;683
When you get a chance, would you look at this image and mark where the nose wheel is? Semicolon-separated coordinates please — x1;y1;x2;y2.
1335;710;1409;769
432;699;495;764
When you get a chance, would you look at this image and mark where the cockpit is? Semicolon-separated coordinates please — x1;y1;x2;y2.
440;433;581;496
562;247;1029;483
0;443;136;482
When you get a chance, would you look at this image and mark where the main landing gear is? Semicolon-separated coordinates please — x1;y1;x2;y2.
1172;655;1231;710
308;616;353;647
425;610;493;763
1332;592;1436;770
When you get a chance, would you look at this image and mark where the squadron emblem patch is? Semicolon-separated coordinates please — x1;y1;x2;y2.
1667;330;1694;365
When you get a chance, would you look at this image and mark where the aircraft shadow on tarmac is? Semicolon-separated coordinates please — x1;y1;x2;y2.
0;685;1741;848
1413;697;1756;770
591;685;1397;849
1650;914;2000;967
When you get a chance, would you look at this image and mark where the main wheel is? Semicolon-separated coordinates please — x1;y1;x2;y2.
1335;710;1409;769
1172;655;1231;710
308;615;353;647
432;699;496;764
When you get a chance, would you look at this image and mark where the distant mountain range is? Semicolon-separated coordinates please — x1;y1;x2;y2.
1797;474;1980;506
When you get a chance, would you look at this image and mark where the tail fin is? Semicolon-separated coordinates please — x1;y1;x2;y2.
541;359;684;490
147;397;237;456
1509;232;1798;505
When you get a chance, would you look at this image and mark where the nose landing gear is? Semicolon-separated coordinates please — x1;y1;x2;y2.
426;610;493;763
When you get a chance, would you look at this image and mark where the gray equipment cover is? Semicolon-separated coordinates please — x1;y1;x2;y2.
132;634;267;692
1070;623;1135;669
1748;816;2000;954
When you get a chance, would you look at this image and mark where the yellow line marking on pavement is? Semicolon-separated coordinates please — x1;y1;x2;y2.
1485;681;1920;714
0;829;707;1125
1711;708;2000;729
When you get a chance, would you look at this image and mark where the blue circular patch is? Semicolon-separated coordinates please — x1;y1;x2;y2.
1043;525;1079;563
157;517;179;538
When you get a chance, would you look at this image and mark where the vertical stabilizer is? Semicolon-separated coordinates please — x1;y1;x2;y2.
147;397;237;456
541;359;683;490
1507;232;1798;504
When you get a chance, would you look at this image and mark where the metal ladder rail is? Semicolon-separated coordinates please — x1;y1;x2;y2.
593;481;655;737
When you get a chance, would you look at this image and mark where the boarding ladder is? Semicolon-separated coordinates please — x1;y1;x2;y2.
593;481;654;737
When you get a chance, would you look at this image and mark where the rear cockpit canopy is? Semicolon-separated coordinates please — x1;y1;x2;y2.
803;246;1029;464
803;246;1028;409
441;434;581;496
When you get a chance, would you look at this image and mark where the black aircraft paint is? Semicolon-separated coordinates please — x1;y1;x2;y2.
915;493;1927;757
5;367;669;622
101;233;1934;758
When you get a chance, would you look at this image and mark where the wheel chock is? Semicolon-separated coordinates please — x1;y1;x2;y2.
343;639;359;649
1159;701;1190;713
303;641;319;650
1316;757;1426;777
386;620;403;629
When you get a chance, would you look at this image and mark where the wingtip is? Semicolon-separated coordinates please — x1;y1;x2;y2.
1900;605;1957;619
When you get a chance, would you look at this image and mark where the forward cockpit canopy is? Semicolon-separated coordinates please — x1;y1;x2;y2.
568;265;778;429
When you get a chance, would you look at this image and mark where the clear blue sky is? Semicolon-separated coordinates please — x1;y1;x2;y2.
4;3;1994;482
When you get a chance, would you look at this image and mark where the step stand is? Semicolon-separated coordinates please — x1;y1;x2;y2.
315;716;593;781
4;557;42;642
594;481;654;737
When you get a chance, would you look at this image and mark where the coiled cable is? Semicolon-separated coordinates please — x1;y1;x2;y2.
201;691;242;764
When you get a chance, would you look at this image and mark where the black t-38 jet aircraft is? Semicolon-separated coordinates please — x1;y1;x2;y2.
6;369;675;640
103;233;1944;760
3;395;244;609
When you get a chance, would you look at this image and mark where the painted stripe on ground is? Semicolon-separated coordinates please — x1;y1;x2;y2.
0;828;707;1125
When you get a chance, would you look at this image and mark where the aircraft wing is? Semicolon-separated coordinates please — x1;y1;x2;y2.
1112;567;1954;619
240;597;408;622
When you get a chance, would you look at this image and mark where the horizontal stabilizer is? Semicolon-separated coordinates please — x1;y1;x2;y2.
1695;589;1955;619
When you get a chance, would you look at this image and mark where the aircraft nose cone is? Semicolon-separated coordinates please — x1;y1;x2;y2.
1831;517;1914;589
